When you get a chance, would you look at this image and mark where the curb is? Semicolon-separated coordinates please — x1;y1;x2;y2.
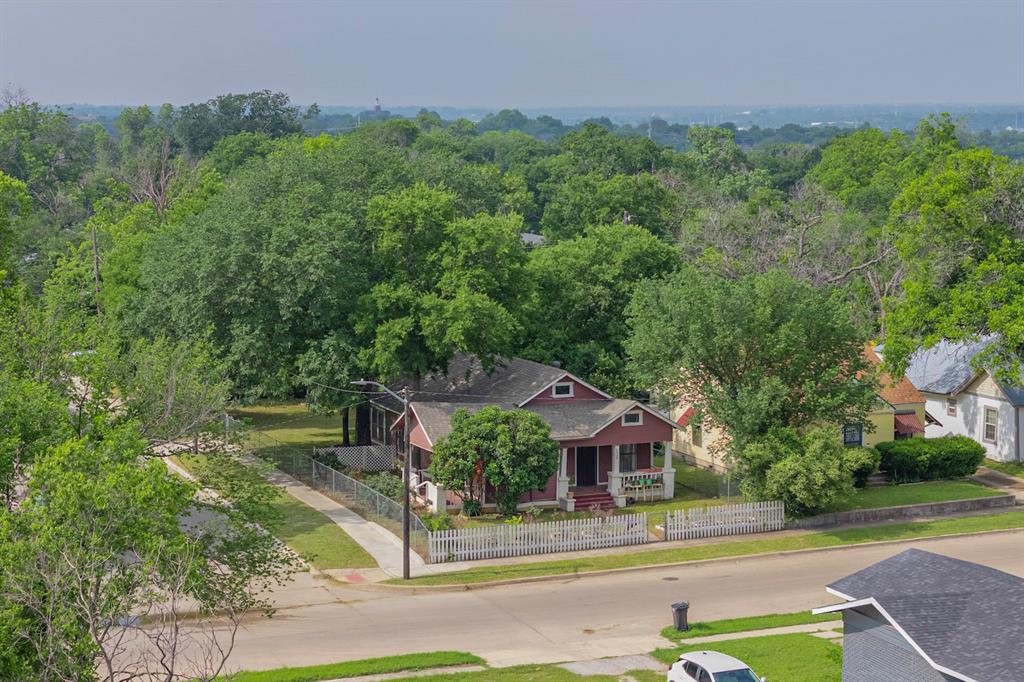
376;526;1024;592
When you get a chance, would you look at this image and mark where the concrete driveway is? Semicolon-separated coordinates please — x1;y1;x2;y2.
209;529;1024;672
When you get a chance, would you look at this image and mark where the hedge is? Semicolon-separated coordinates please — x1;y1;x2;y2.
876;436;985;483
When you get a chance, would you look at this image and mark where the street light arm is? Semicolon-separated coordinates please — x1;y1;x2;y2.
350;380;405;404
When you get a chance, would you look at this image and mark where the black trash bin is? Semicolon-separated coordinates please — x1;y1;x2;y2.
671;601;689;631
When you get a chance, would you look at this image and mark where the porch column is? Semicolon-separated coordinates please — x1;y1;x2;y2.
608;444;624;503
662;441;676;500
556;448;570;501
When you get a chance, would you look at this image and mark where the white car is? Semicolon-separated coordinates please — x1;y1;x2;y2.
667;650;764;682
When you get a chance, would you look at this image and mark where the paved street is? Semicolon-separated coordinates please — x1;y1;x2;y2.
216;530;1024;672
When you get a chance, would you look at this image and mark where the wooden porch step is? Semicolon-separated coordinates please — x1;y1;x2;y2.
573;491;617;510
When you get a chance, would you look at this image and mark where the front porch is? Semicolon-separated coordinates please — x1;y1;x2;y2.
556;441;676;510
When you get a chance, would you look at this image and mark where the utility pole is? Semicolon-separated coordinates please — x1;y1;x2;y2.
352;380;411;580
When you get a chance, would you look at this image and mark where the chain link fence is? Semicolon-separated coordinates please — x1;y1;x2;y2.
246;428;429;558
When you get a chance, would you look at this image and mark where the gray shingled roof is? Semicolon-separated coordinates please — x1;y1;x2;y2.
827;548;1024;681
376;354;568;412
527;399;639;439
409;398;644;444
903;338;993;394
902;338;1024;405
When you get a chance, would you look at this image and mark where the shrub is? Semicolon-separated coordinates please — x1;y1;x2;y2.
460;499;481;517
846;446;881;487
877;436;985;483
760;430;855;516
363;472;404;501
422;513;453;532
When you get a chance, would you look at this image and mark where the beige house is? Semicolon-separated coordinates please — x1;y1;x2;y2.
671;345;929;472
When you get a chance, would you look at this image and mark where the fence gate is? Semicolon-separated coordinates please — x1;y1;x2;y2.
664;501;785;541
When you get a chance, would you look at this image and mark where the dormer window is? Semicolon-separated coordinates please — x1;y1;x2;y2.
551;382;574;398
622;411;643;426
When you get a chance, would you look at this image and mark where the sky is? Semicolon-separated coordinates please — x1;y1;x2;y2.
1;0;1022;108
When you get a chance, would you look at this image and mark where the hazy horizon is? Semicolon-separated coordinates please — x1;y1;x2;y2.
2;0;1022;108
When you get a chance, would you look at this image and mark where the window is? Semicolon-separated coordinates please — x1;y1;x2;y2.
551;382;574;398
683;662;700;678
946;397;957;417
622;411;642;426
692;423;703;448
842;423;863;447
619;444;637;473
370;407;388;444
984;408;998;444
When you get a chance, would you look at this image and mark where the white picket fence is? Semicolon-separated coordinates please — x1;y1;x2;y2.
313;444;395;471
428;513;649;563
664;501;785;540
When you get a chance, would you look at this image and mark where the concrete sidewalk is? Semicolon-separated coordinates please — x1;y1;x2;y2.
257;464;471;581
973;466;1024;503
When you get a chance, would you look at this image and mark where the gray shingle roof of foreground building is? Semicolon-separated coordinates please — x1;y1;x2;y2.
825;548;1024;682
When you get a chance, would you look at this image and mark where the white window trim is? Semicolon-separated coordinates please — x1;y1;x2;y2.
946;397;957;417
621;411;643;426
983;407;998;444
551;381;574;398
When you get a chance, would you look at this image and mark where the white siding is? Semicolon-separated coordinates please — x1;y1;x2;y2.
925;391;1017;462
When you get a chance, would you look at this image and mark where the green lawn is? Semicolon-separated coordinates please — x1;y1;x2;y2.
659;610;839;643
221;652;483;682
828;479;1003;512
983;458;1024;478
232;402;349;450
176;453;376;570
392;510;1024;586
652;633;841;682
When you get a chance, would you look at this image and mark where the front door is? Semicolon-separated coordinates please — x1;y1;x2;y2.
576;446;598;487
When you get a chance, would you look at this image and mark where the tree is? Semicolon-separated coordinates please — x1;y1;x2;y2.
741;427;855;516
174;90;308;156
115;337;232;452
522;223;678;393
136;137;388;400
540;172;679;241
0;171;30;271
885;148;1024;382
626;268;877;452
429;406;559;515
0;374;70;508
0;421;298;681
359;183;529;382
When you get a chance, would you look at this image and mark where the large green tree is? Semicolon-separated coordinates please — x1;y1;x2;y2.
626;267;877;451
522;223;678;393
885;148;1024;381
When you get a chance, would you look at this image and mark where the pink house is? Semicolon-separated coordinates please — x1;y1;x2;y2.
369;354;678;513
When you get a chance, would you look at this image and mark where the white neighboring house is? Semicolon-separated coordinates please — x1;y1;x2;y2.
903;339;1024;462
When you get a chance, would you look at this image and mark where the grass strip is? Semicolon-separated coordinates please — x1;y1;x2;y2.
393;510;1024;586
983;458;1024;478
177;454;376;570
827;480;1002;512
659;610;839;643
221;651;483;682
651;633;841;682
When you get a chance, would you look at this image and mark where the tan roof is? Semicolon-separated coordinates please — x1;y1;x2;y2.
864;345;925;406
